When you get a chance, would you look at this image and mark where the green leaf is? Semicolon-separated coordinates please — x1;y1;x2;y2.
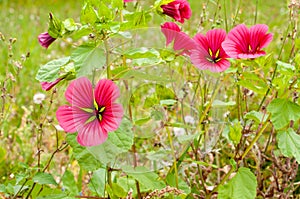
111;183;127;198
267;98;300;130
61;170;78;195
218;167;257;199
276;60;295;75
124;47;161;66
71;44;106;76
48;13;64;38
81;2;99;24
212;100;236;107
277;128;300;163
88;168;107;196
244;111;268;124
237;72;268;95
87;118;134;165
117;70;174;82
63;18;77;32
166;172;191;194
122;166;165;190
112;0;123;9
98;2;113;21
229;121;242;145
0;146;6;163
177;132;200;144
160;99;177;106
32;172;57;185
66;134;102;171
36;57;70;82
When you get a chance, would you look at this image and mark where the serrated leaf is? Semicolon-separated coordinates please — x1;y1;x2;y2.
36;57;70;82
32;172;57;185
62;170;78;195
71;45;105;76
267;98;300;130
277;128;300;163
66;134;102;171
87;118;134;165
122;166;165;190
218;167;257;199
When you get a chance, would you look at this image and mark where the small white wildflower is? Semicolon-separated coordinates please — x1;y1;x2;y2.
184;115;195;125
81;36;89;42
173;127;185;137
33;93;46;104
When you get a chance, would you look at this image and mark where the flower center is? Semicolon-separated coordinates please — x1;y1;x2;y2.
94;100;105;121
207;48;221;63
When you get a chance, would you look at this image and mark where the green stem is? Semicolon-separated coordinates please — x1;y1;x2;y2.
223;0;228;32
166;127;178;188
104;39;111;79
207;118;270;197
254;0;259;24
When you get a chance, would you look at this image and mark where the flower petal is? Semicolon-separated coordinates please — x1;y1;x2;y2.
56;105;77;133
250;24;273;49
101;103;124;132
161;22;181;46
77;120;108;146
222;24;250;58
65;77;94;108
206;29;227;54
94;79;120;107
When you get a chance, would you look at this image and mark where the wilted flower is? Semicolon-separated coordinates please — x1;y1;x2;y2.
33;93;46;104
56;77;124;146
161;0;192;24
190;29;230;72
41;78;63;91
161;22;196;55
38;32;56;48
222;24;273;59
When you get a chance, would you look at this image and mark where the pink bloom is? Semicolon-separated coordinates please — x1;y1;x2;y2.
56;77;124;146
124;0;133;2
190;29;230;72
161;0;192;24
38;32;56;48
222;24;273;59
161;22;196;55
41;78;63;91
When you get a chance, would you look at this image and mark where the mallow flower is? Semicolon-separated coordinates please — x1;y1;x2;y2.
222;24;273;59
161;0;192;24
56;77;124;146
161;22;196;55
38;32;56;48
190;29;230;72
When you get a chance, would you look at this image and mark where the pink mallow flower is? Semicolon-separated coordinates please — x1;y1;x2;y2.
222;24;273;59
38;32;56;49
41;78;63;91
161;22;196;55
124;0;134;2
56;77;124;146
190;29;230;72
161;0;192;24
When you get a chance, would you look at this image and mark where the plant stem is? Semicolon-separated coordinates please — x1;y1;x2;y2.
104;39;111;79
166;127;179;188
207;118;270;197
